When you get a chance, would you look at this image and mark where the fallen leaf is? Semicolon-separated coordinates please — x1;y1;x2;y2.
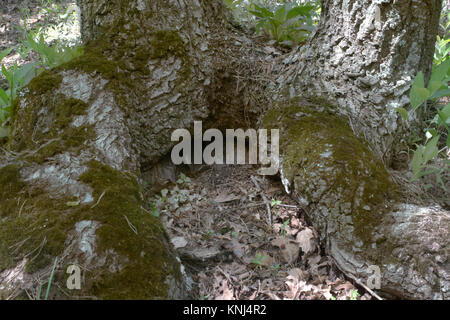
271;236;300;264
296;228;316;255
171;236;187;249
214;193;240;203
215;280;234;300
230;238;245;258
335;282;355;291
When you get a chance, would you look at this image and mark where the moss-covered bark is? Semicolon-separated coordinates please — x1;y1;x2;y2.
262;98;449;299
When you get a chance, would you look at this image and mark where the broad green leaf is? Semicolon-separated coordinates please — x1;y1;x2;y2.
428;80;444;96
395;107;408;121
274;6;287;24
0;47;13;63
423;135;439;163
430;58;450;83
411;146;424;177
413;71;425;88
430;88;450;100
0;88;10;106
13;61;40;87
410;87;430;110
286;5;315;20
437;103;450;126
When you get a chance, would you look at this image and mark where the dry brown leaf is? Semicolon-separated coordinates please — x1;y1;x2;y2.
253;251;275;268
296;228;316;255
335;281;354;291
170;236;187;249
272;237;300;264
214;193;240;203
281;243;300;264
215;280;234;300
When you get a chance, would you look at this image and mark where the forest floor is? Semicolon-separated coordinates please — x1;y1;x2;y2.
149;162;372;300
0;0;79;89
1;0;374;300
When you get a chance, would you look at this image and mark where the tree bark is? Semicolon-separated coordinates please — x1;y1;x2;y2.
0;0;448;300
285;0;442;162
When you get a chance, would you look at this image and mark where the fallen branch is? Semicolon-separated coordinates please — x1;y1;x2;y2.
346;274;383;300
250;176;272;226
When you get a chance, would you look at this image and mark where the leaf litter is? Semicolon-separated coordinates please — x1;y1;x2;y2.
146;163;371;300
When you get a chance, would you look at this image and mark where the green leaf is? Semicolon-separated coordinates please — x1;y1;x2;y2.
410;87;430;110
0;47;13;63
0;88;10;106
1;64;13;86
274;6;287;23
13;61;40;87
286;5;314;20
430;88;450;100
411;146;424;178
437;103;450;126
395;107;408;121
428;80;444;96
430;59;450;83
423;135;440;163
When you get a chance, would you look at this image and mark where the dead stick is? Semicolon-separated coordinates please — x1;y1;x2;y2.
250;176;272;225
347;274;383;300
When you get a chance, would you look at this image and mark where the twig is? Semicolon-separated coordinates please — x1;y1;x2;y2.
91;189;107;209
124;215;138;235
250;176;272;226
18;199;27;217
347;274;383;300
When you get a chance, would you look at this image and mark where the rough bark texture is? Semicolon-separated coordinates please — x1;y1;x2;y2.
284;0;442;163
0;0;270;300
0;0;448;300
263;99;449;299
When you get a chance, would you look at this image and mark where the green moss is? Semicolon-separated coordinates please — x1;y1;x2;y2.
78;160;181;299
12;97;94;163
0;160;181;298
0;169;81;272
60;40;119;80
150;30;186;59
27;71;62;94
0;165;26;218
263;102;399;248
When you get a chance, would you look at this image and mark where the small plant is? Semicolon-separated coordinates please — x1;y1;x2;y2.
269;263;281;271
280;219;290;236
397;59;450;190
148;202;161;218
202;230;214;241
435;9;450;66
0;1;82;133
249;2;318;46
251;253;266;269
349;289;360;300
271;198;282;207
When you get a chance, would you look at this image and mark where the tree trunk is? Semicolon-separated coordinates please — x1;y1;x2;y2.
285;0;442;162
0;0;448;299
